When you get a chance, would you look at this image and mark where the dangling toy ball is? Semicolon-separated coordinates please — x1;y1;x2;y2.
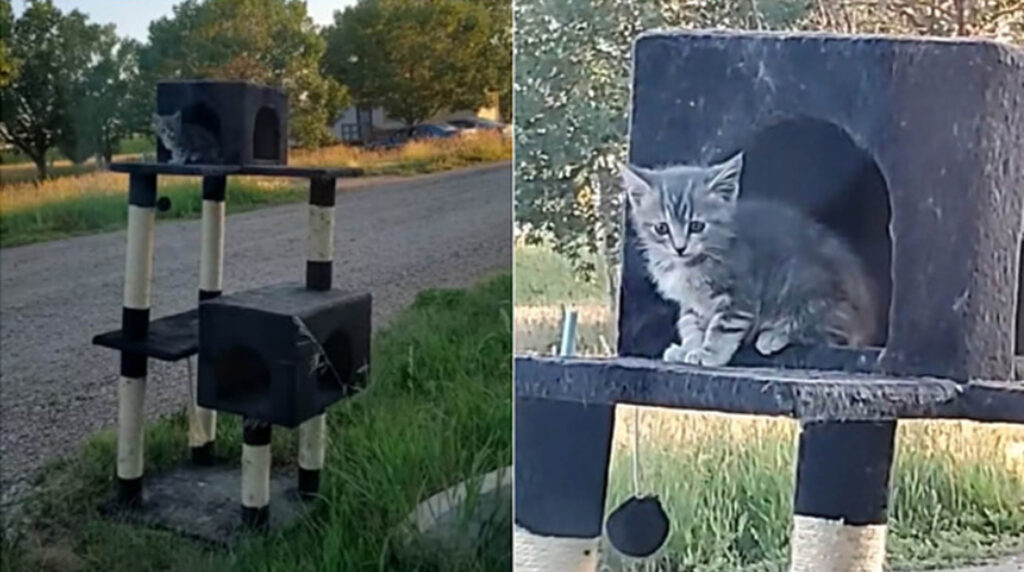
605;495;669;558
156;196;172;212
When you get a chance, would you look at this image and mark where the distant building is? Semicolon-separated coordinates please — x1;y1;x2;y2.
331;100;501;144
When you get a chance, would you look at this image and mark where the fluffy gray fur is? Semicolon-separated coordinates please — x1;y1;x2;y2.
152;111;221;165
622;152;878;367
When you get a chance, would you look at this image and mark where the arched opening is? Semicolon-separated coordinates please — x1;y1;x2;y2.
722;117;893;346
213;345;271;409
182;101;222;142
253;106;281;161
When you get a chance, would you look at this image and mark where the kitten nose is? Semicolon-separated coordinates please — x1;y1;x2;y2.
674;246;686;256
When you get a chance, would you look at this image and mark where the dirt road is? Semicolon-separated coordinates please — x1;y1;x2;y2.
0;163;511;502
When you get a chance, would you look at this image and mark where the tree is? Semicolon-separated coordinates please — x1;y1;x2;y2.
0;0;17;89
140;0;348;147
68;38;147;164
0;0;111;179
323;0;500;126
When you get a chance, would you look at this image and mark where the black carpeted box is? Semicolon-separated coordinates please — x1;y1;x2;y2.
156;80;288;166
198;283;371;427
621;30;1024;382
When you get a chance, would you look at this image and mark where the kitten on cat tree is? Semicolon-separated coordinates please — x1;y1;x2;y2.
152;111;222;165
621;152;878;367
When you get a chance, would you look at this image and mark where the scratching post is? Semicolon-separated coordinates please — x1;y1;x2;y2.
513;398;613;572
241;419;272;529
117;173;158;507
790;421;896;572
297;175;337;498
190;175;226;465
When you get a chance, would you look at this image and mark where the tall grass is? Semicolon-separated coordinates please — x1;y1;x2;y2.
0;133;511;247
514;244;1024;570
2;274;512;572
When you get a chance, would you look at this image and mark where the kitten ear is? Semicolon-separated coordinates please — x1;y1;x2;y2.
620;163;653;207
708;152;744;203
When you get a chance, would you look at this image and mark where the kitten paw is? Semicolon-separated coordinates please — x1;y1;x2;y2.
690;350;732;367
755;330;789;356
662;344;688;362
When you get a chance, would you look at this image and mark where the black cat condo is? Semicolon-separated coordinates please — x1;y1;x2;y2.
513;31;1024;572
92;80;371;542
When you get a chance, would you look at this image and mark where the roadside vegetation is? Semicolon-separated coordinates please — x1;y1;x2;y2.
0;133;511;248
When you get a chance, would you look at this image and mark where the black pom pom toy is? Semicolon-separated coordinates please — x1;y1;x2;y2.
605;495;669;558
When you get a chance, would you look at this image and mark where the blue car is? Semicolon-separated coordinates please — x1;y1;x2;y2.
368;123;459;149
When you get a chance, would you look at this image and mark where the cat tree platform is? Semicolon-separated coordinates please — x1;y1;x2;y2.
109;162;363;179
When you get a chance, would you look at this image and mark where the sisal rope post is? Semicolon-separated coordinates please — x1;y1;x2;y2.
189;175;226;465
241;418;272;529
297;175;337;498
514;525;600;572
789;420;896;572
117;173;158;507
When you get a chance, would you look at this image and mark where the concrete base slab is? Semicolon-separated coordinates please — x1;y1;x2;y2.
100;462;310;546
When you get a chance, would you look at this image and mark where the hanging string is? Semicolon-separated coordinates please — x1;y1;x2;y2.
632;405;640;497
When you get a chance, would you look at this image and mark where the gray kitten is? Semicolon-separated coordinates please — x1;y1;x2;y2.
152;111;221;165
622;152;878;367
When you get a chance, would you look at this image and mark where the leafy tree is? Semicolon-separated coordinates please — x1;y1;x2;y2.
0;0;111;178
69;38;147;164
0;0;17;89
323;0;502;126
140;0;348;147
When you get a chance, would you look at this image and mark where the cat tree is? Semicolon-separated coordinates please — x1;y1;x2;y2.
514;31;1024;571
93;80;371;539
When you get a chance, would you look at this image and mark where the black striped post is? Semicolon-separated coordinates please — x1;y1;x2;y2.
789;421;896;571
241;418;272;530
190;175;226;465
117;173;158;507
297;175;336;498
514;398;613;570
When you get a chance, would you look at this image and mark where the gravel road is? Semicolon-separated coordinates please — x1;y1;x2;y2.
0;163;511;503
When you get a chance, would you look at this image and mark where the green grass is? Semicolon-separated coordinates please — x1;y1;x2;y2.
0;180;305;247
513;244;604;306
1;274;512;572
514;243;1024;570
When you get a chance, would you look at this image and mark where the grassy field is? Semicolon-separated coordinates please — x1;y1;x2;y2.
0;137;156;185
0;133;511;248
514;244;1024;571
1;274;512;572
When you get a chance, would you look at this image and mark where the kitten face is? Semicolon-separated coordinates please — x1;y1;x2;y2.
621;152;744;264
152;111;182;148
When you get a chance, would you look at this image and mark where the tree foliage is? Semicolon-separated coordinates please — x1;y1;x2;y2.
515;0;1024;299
323;0;507;126
140;0;348;147
0;0;17;89
0;0;118;177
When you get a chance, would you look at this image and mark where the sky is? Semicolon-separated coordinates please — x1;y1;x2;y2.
11;0;357;40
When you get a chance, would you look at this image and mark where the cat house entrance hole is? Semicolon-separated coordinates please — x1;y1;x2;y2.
728;117;892;346
253;107;281;161
213;345;271;411
182;102;222;141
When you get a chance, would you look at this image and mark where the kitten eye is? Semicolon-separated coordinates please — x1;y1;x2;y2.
688;220;706;233
653;222;670;236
